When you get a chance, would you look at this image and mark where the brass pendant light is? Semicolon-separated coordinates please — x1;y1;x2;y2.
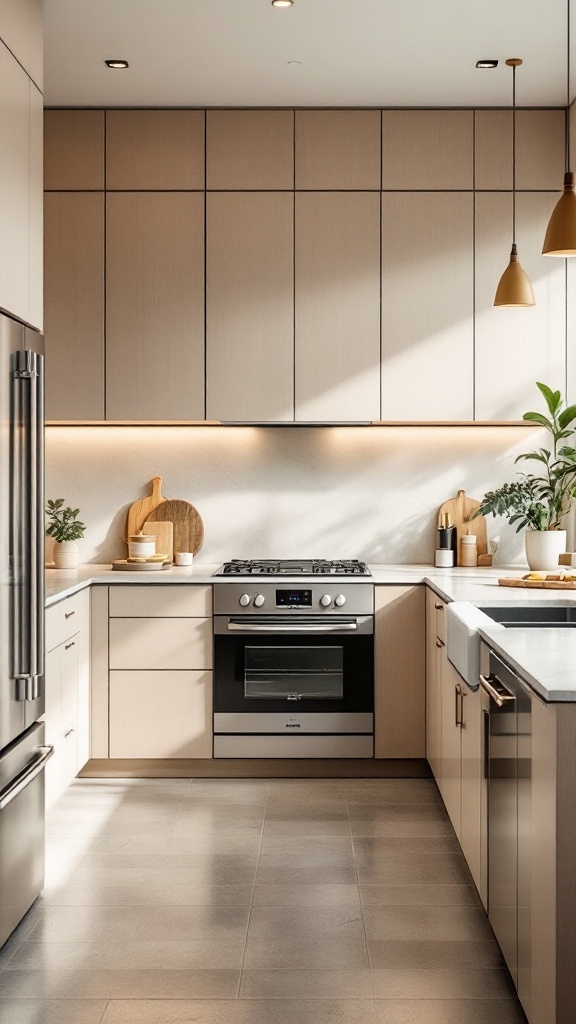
543;0;576;255
494;58;535;307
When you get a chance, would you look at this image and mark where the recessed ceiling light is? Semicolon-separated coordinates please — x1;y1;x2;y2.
105;59;129;69
476;59;498;69
272;1;294;7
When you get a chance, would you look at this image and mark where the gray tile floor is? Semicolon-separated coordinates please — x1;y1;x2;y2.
0;777;527;1024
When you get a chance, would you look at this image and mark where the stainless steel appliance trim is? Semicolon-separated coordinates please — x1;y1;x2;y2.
213;582;374;616
214;733;374;758
214;614;374;636
227;621;358;633
214;712;374;734
11;350;44;698
480;673;516;707
0;745;53;811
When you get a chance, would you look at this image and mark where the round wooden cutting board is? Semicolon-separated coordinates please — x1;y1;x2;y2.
144;500;204;556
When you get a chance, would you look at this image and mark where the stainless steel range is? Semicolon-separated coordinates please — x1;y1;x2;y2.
212;562;374;758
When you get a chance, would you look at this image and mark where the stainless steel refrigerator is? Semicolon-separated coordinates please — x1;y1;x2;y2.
0;311;52;948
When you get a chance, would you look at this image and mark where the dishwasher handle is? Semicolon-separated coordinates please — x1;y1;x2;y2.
0;746;53;811
480;673;516;707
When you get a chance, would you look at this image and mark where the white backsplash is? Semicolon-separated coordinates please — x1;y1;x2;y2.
44;425;559;566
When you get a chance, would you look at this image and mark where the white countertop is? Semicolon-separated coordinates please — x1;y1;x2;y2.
45;562;576;703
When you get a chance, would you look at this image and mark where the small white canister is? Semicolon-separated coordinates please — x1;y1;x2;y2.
174;552;193;566
128;534;156;559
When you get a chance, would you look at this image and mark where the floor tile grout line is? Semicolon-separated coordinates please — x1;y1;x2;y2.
237;778;270;994
346;790;374;991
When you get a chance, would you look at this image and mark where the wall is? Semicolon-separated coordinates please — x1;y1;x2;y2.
45;424;551;567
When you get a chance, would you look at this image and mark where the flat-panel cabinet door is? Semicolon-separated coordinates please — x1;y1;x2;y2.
29;81;42;331
475;192;566;421
44;192;105;420
60;637;79;787
425;588;443;781
44;645;62;810
0;45;30;324
295;193;381;422
440;652;462;837
374;586;425;759
382;193;474;421
106;192;205;421
460;682;482;892
206;192;294;422
109;670;213;758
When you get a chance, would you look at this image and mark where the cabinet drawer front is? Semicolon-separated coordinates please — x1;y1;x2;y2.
109;585;212;619
46;595;80;652
109;618;212;670
109;670;213;758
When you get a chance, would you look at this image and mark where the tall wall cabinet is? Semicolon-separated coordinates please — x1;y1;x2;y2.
0;0;43;330
44;106;567;423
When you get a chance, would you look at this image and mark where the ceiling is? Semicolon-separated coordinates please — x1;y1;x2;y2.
44;0;573;109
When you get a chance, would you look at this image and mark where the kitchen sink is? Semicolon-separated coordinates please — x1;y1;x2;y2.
479;605;576;627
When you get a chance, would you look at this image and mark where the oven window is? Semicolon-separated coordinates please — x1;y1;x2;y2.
244;645;344;700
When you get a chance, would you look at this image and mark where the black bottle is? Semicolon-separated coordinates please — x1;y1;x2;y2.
438;512;457;559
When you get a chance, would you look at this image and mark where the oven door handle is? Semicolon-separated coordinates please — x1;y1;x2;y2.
226;621;358;633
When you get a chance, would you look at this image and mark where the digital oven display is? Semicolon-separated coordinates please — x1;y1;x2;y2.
276;589;312;607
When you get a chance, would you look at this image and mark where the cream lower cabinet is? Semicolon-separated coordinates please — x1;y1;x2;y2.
107;585;213;759
374;585;425;758
43;589;90;808
426;588;483;896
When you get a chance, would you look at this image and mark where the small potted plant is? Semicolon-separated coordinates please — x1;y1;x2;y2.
46;498;86;569
476;383;576;570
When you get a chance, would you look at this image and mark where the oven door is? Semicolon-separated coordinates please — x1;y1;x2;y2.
213;614;373;724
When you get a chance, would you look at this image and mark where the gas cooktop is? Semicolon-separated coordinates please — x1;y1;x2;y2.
213;559;371;577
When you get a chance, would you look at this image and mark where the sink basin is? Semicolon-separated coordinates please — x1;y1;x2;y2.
478;605;576;627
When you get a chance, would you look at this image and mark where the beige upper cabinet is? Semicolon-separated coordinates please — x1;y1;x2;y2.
44;192;105;421
106;192;205;421
474;192;566;421
295;192;380;422
0;0;43;89
383;110;473;190
0;44;30;325
475;109;564;191
106;110;205;190
381;192;474;420
44;110;105;190
206;192;294;422
29;80;42;331
207;110;293;190
295;110;380;190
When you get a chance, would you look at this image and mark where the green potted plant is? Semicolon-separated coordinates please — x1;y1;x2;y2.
476;383;576;570
46;498;86;569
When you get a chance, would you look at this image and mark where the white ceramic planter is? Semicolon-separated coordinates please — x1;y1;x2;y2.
53;540;79;569
524;529;567;571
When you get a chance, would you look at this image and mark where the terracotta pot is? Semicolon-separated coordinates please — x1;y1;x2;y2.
524;529;567;571
53;540;79;569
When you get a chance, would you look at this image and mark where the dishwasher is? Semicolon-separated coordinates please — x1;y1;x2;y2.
480;642;532;1017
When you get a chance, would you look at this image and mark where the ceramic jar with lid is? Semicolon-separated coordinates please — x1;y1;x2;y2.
128;534;156;559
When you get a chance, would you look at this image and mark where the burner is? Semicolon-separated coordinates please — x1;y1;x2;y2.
213;559;371;577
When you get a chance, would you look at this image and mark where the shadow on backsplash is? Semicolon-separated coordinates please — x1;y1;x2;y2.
44;425;543;566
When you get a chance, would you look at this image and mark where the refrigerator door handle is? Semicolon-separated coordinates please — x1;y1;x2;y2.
0;745;53;811
11;350;44;700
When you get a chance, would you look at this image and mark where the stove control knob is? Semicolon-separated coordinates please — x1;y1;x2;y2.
334;594;346;607
254;594;265;608
239;594;251;607
320;594;332;607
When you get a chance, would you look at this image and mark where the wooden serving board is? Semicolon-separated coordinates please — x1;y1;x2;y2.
125;476;168;540
144;500;204;556
499;576;576;590
112;560;170;572
142;521;173;565
437;489;488;565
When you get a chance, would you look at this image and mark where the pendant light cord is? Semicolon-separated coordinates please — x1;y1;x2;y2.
512;61;516;243
567;0;571;173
